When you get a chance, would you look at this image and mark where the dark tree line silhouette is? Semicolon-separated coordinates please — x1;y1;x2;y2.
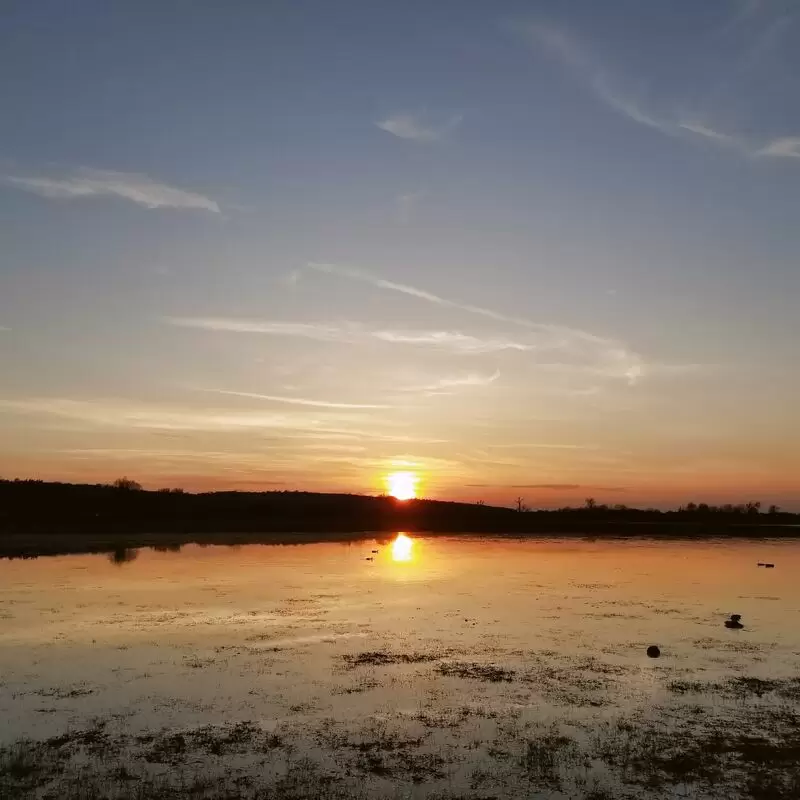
510;495;788;517
0;478;797;559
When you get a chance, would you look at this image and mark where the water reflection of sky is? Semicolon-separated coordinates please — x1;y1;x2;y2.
0;535;798;746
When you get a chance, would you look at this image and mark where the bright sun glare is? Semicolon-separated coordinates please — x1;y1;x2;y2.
391;533;414;562
387;471;418;501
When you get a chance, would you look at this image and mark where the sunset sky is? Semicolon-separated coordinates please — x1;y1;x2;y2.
1;1;799;509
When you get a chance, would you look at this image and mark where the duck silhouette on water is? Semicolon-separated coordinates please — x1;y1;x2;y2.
724;614;744;629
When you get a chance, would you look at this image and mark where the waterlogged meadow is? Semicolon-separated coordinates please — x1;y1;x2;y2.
1;535;799;799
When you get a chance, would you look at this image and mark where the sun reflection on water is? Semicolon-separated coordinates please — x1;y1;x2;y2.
391;532;414;563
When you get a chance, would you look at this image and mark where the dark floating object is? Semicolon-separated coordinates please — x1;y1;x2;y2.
725;614;744;629
371;550;379;554
646;645;661;658
765;563;775;568
757;562;765;566
365;557;374;561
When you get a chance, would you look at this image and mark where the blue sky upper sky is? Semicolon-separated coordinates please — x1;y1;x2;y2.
1;0;798;507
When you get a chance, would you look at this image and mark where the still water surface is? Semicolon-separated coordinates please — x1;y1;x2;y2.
1;535;798;798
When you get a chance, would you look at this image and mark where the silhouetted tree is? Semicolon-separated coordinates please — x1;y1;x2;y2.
515;496;529;512
584;497;596;510
113;477;142;491
768;504;781;515
745;501;761;515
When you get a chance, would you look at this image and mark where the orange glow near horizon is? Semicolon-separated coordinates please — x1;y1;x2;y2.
386;471;418;501
391;532;414;562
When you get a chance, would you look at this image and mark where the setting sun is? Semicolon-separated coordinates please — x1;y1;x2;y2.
386;471;418;501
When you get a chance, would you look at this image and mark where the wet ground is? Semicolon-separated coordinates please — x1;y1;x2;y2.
1;534;798;799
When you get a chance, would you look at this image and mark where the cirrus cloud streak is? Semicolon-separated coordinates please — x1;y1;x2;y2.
4;168;220;212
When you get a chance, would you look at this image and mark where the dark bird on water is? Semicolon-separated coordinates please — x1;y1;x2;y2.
724;614;744;629
365;557;374;561
646;645;661;658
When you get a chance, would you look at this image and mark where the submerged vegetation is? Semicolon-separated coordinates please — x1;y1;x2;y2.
2;530;798;800
3;675;800;799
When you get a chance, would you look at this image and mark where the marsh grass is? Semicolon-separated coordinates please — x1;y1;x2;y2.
340;649;453;668
330;676;382;695
32;684;96;699
3;664;800;800
3;705;800;799
668;676;800;700
436;662;515;683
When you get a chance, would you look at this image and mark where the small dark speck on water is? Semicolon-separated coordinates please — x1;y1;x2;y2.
647;645;661;658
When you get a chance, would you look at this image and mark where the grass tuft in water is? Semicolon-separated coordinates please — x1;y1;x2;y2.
436;661;515;682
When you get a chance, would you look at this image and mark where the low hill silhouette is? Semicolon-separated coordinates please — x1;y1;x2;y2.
0;478;797;558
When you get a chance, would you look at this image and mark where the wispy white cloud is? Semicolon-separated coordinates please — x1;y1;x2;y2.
306;262;646;381
517;18;800;162
372;330;530;353
168;318;345;341
677;121;738;144
167;316;535;355
207;389;393;410
298;443;368;454
3;168;220;212
757;137;800;158
376;112;462;142
408;370;501;393
0;397;304;432
592;76;672;135
516;21;678;138
183;302;647;378
268;428;448;445
0;397;448;445
58;447;291;467
488;442;596;450
308;261;548;329
170;262;693;385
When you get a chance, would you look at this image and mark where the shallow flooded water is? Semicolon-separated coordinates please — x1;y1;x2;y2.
1;535;799;799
